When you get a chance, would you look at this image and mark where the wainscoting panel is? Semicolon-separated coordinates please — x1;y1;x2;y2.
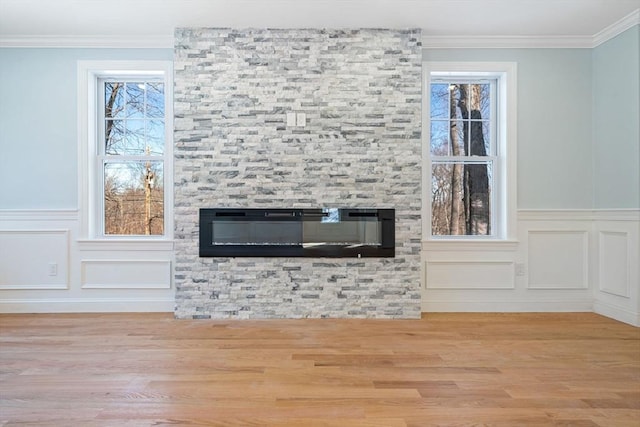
598;231;630;298
0;209;175;313
592;213;640;326
423;211;601;314
425;261;514;289
81;259;172;289
527;230;588;289
0;229;69;289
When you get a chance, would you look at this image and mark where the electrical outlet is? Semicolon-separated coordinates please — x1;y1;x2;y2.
515;263;526;277
48;262;58;276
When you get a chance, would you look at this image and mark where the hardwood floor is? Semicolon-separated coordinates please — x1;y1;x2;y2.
1;313;638;426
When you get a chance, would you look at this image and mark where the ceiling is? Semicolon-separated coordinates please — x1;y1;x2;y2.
0;0;638;48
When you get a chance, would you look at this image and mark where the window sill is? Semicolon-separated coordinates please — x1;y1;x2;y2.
77;239;174;252
421;239;519;252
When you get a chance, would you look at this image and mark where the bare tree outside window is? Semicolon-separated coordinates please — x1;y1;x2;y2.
102;81;165;235
430;81;493;236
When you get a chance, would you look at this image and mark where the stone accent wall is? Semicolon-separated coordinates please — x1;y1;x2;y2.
173;28;422;319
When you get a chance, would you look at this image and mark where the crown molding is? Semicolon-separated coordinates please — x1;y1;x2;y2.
422;9;638;49
0;33;597;49
592;9;639;47
0;10;637;49
0;35;173;48
421;35;594;49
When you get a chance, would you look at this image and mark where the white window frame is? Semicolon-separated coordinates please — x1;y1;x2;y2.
77;60;174;247
422;62;518;247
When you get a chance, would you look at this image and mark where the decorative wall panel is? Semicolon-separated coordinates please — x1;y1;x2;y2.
0;229;69;289
425;261;514;289
598;231;629;297
527;230;588;289
81;259;172;289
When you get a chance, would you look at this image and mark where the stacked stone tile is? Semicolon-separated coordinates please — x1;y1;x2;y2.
174;28;422;318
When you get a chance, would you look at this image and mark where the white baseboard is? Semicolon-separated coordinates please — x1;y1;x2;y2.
593;301;640;327
422;300;594;313
0;298;174;313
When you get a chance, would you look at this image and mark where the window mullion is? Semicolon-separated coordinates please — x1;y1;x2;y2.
104;155;164;162
432;156;496;163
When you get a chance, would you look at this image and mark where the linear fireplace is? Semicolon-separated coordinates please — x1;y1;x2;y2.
199;208;395;258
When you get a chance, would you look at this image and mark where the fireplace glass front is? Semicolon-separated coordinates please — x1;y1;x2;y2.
199;208;394;257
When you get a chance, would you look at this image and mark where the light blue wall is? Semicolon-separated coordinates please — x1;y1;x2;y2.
423;48;594;209
592;26;640;209
1;35;637;210
0;48;172;209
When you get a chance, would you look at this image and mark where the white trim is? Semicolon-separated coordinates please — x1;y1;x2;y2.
0;35;174;49
0;209;79;222
519;209;640;222
77;60;174;242
421;35;594;49
81;283;170;290
0;33;602;50
423;11;639;49
77;239;174;251
77;61;94;239
592;209;640;222
0;298;174;313
518;209;596;221
1;9;637;50
0;284;68;290
592;9;640;48
422;240;518;252
422;300;594;313
0;228;70;236
593;300;640;327
423;61;518;242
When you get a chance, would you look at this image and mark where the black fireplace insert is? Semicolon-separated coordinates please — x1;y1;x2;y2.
199;208;395;257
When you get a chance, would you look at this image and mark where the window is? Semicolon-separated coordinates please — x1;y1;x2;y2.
100;79;165;235
424;62;517;242
78;61;173;241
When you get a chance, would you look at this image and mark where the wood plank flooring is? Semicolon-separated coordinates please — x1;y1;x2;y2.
1;312;639;426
